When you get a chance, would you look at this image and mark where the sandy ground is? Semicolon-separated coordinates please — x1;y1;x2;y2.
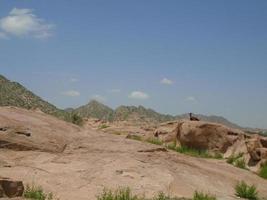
0;107;267;200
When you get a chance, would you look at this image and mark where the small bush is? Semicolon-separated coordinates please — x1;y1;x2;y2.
213;152;223;159
226;155;235;164
235;158;247;169
24;185;53;200
99;124;109;129
97;187;139;200
227;153;245;168
235;181;258;200
71;113;83;126
176;146;211;158
193;191;216;200
127;134;142;141
259;163;267;179
146;138;163;145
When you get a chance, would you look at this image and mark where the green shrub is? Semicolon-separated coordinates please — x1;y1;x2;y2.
235;181;258;200
175;146;211;158
193;191;216;200
71;113;83;126
23;185;53;200
226;155;235;164
146;138;163;145
227;153;245;168
235;158;247;169
213;152;223;159
97;187;139;200
127;134;142;141
259;163;267;179
99;124;109;129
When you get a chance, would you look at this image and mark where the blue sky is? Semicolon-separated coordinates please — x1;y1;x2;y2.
0;0;267;128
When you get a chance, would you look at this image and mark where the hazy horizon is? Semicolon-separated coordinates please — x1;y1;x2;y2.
1;1;267;129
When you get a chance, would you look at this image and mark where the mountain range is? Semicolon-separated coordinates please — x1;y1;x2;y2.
0;74;253;130
69;99;242;129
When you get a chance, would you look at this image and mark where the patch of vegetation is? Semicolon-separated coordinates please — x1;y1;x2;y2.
96;187;139;200
227;153;247;169
226;153;243;164
174;145;211;159
166;142;177;151
99;124;109;129
97;187;218;200
193;191;216;200
146;138;164;145
71;113;83;126
234;158;247;169
235;181;259;200
127;134;143;141
23;184;53;200
213;152;223;159
259;163;267;179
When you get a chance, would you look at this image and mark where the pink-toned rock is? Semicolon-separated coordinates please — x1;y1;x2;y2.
176;120;244;153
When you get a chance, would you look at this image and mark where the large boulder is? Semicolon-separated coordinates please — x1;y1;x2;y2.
175;120;245;153
154;121;178;143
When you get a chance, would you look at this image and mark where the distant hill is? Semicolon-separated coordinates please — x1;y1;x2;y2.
72;100;243;129
0;74;71;121
175;114;242;129
73;100;114;121
114;105;174;124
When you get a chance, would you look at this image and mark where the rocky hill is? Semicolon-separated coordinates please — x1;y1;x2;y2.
73;100;114;121
0;74;71;121
72;100;242;129
114;105;174;124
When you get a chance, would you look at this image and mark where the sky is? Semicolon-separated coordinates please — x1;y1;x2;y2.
0;0;267;128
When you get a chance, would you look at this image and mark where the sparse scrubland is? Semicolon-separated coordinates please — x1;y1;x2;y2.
96;187;216;200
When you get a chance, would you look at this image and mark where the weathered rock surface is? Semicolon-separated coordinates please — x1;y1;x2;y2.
0;106;81;153
175;120;244;153
154;120;267;172
1;107;267;200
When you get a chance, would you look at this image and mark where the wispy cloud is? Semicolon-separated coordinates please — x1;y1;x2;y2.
129;91;149;100
70;78;79;82
160;78;173;85
92;94;106;102
0;32;8;39
61;90;80;97
186;96;197;102
0;8;55;39
108;89;121;93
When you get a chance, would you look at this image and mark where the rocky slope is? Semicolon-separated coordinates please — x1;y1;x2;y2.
0;107;267;200
0;74;71;122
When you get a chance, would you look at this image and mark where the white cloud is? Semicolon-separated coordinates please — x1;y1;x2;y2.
160;78;173;85
186;96;197;102
108;89;121;93
129;91;149;100
0;32;8;39
70;78;79;82
61;90;80;97
0;8;55;39
92;94;106;102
